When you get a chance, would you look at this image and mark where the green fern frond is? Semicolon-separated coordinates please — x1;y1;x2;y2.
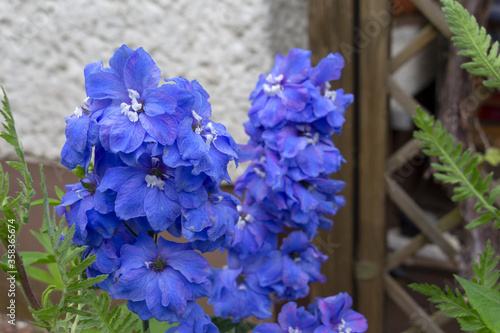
0;86;35;227
77;292;139;333
441;0;500;87
409;283;487;332
413;107;500;229
472;240;500;291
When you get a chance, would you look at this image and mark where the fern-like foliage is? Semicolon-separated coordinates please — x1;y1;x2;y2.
30;166;139;332
0;85;35;246
410;241;500;333
409;283;487;332
0;87;139;332
441;0;500;87
472;240;500;291
413;107;500;229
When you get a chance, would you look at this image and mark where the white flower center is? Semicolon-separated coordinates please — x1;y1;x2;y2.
288;328;302;333
263;73;284;96
297;124;319;145
236;214;253;230
145;174;165;190
253;167;266;179
324;90;337;101
121;89;143;122
73;106;83;118
323;82;337;102
191;110;218;147
337;319;352;333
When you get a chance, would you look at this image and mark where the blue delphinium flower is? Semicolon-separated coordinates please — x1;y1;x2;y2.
313;293;368;333
98;155;208;233
248;49;312;127
56;172;121;245
226;48;354;320
166;304;219;333
109;233;212;322
209;264;273;322
253;301;319;333
85;45;184;154
162;77;239;185
258;231;327;300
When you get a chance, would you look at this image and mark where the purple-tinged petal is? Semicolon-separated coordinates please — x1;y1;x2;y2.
257;97;286;128
144;188;181;232
280;84;309;111
109;113;146;153
86;72;128;100
139;113;177;146
124;48;161;93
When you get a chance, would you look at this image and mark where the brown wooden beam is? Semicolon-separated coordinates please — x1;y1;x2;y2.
357;0;391;331
308;0;356;300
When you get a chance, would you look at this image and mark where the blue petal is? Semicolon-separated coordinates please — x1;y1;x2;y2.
167;250;211;284
177;118;209;160
65;114;90;153
308;53;344;86
139;113;177;146
109;113;146;153
281;49;311;83
127;300;153;321
109;44;134;76
158;268;189;312
124;48;161;94
281;84;309;111
258;97;286;128
109;267;152;301
114;172;148;220
144;188;181;232
142;87;176;116
253;323;283;333
86;71;128;100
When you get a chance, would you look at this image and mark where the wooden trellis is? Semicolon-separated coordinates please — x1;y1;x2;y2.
309;0;466;332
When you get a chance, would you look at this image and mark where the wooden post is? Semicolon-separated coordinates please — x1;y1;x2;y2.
357;0;390;332
308;0;356;299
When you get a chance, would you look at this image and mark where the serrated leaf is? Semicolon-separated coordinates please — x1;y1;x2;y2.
30;198;60;206
456;275;500;332
466;214;493;229
66;254;97;280
41;285;56;308
67;275;107;292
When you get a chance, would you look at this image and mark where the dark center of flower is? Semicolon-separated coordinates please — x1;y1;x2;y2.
236;273;246;285
80;180;96;196
290;252;301;259
299;180;310;188
192;123;203;134
152;258;166;272
149;168;164;178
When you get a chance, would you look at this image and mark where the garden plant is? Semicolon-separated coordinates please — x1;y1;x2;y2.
0;39;367;333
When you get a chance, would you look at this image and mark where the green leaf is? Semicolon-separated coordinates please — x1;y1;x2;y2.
413;106;500;228
66;254;97;280
440;0;500;86
456;275;500;332
19;251;56;265
25;266;61;288
67;275;108;292
31;198;61;207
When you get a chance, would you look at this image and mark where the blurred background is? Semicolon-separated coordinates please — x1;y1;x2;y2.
2;0;500;332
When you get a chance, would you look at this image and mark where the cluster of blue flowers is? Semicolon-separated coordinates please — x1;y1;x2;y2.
57;45;239;327
57;45;367;332
208;49;366;332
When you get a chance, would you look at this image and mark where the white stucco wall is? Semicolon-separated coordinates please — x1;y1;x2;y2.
0;0;307;178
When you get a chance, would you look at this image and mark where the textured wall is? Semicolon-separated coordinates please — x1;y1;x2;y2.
0;0;307;178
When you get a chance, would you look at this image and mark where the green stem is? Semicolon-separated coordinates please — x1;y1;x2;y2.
14;249;41;310
142;319;150;332
431;134;500;219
